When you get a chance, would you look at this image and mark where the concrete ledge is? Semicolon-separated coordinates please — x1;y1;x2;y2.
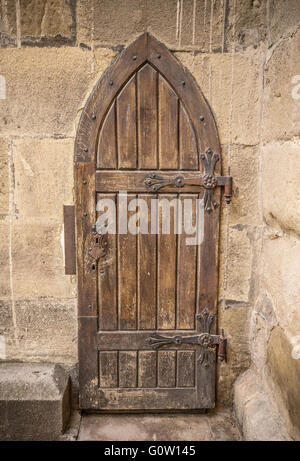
233;369;290;441
0;362;71;441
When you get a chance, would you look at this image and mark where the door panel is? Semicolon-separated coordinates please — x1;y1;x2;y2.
75;33;222;410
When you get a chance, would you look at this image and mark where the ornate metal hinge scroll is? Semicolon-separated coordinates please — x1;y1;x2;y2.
144;148;232;212
145;308;227;368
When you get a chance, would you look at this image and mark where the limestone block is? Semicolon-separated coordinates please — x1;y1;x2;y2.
0;299;13;339
269;0;300;45
0;221;10;298
262;27;300;142
221;145;260;225
218;225;252;303
225;0;267;51
262;141;300;237
0;0;16;46
262;233;300;337
177;49;262;145
0;362;71;440
0;47;115;136
234;369;290;440
19;0;75;44
217;304;251;405
12;221;75;299
13;138;74;220
0;138;9;216
267;326;300;440
8;298;77;363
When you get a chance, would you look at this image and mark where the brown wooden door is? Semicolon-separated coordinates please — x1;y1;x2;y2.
75;34;222;411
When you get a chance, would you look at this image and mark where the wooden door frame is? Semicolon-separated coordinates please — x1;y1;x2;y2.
74;33;221;410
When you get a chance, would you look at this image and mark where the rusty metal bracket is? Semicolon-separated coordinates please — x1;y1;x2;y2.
144;148;232;212
145;308;227;368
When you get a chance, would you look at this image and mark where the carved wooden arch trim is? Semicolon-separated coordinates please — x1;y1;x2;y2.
74;32;221;173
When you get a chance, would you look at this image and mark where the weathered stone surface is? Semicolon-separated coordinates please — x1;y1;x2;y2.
262;141;300;237
0;362;71;440
0;139;9;216
0;221;10;299
218;225;252;303
222;145;260;225
225;0;267;51
267;326;300;440
269;0;300;45
262;233;300;337
217;304;252;405
0;47;116;136
0;0;16;46
20;0;75;45
12;221;75;299
234;369;290;440
262;27;300;142
13;138;73;220
0;299;13;338
7;298;77;363
177;49;262;145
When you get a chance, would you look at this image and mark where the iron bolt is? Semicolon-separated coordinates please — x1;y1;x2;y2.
82;179;87;184
91;114;96;120
109;80;114;86
200;115;205;121
132;55;137;60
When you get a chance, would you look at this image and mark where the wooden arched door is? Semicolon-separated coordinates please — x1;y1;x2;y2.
75;33;231;410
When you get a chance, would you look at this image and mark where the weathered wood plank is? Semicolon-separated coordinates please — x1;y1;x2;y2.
63;205;76;275
99;351;118;388
158;75;178;169
179;102;198;170
97;193;118;330
117;75;137;168
138;351;157;388
97;101;117;169
137;64;158;169
177;351;195;387
119;351;137;388
158;351;176;387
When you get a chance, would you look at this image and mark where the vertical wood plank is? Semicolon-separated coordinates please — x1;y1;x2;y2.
177;194;197;330
99;351;118;388
179;102;198;170
158;75;178;169
138;194;156;330
137;64;158;169
97;193;117;330
157;195;177;330
158;351;176;387
177;351;195;387
118;194;137;330
63;205;76;275
97;101;117;168
138;351;157;388
117;75;137;168
119;351;137;388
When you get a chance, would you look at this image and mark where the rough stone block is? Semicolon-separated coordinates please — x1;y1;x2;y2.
262;27;300;142
0;221;10;298
177;49;262;145
267;326;300;440
0;47;115;137
13;138;74;220
234;369;290;440
0;138;9;216
0;362;71;440
0;0;16;46
262;233;300;337
19;0;75;45
10;298;77;363
12;221;75;299
269;0;300;45
262;141;300;237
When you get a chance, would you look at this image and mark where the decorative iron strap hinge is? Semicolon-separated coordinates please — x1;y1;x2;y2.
145;308;227;368
144;148;232;212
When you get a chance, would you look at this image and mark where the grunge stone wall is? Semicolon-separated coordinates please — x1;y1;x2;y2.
0;0;299;437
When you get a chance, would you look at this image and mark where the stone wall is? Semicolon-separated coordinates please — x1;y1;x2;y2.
0;0;299;437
